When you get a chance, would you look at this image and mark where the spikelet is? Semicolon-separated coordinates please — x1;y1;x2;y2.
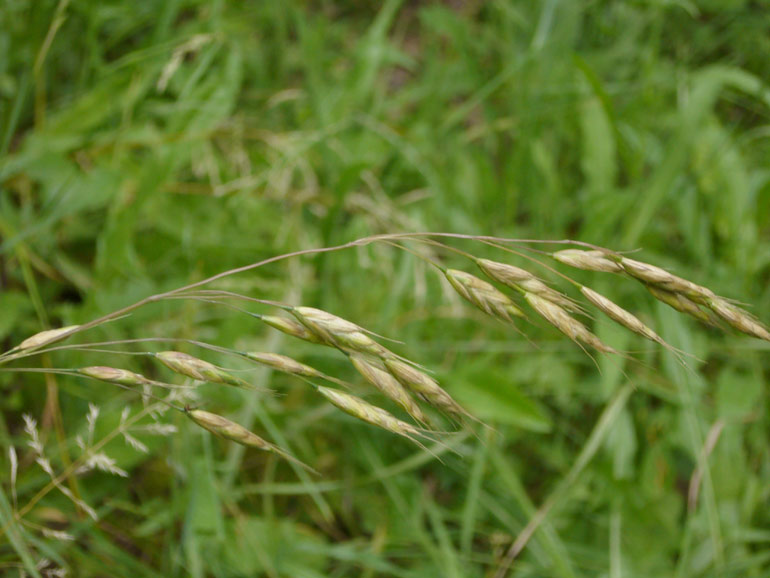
349;353;430;426
186;409;315;472
618;257;716;304
645;285;716;325
259;315;324;344
314;385;429;447
243;352;324;378
445;269;525;322
14;325;81;352
552;250;622;273
705;297;770;341
579;287;664;344
290;307;391;357
525;293;617;354
382;356;472;421
476;258;577;310
78;366;153;387
154;351;257;390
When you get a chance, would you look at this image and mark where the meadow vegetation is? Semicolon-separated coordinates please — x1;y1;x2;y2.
1;1;769;576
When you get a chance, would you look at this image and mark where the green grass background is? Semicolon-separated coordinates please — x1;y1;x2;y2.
1;0;769;576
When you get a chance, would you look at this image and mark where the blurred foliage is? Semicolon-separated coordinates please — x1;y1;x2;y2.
1;0;769;576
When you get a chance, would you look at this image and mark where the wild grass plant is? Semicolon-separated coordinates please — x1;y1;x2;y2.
1;1;770;577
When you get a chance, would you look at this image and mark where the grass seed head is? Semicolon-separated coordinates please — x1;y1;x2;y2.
645;285;716;325
525;293;617;354
186;409;315;472
477;259;577;310
78;366;152;387
383;356;470;418
706;298;770;341
349;353;430;425
155;351;253;389
291;307;390;356
445;269;525;322
17;325;81;351
314;385;425;442
619;258;716;303
244;352;323;378
552;250;622;273
260;315;324;344
580;286;662;343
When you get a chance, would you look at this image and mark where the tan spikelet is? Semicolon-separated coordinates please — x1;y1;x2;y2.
186;409;315;472
619;258;716;303
349;353;430;426
552;250;622;273
260;315;324;344
290;307;391;357
645;285;716;325
244;352;324;378
579;287;663;344
706;297;770;341
525;293;617;354
14;325;81;352
314;385;429;447
78;366;153;387
155;351;257;390
445;269;525;322
382;356;473;421
476;258;577;311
